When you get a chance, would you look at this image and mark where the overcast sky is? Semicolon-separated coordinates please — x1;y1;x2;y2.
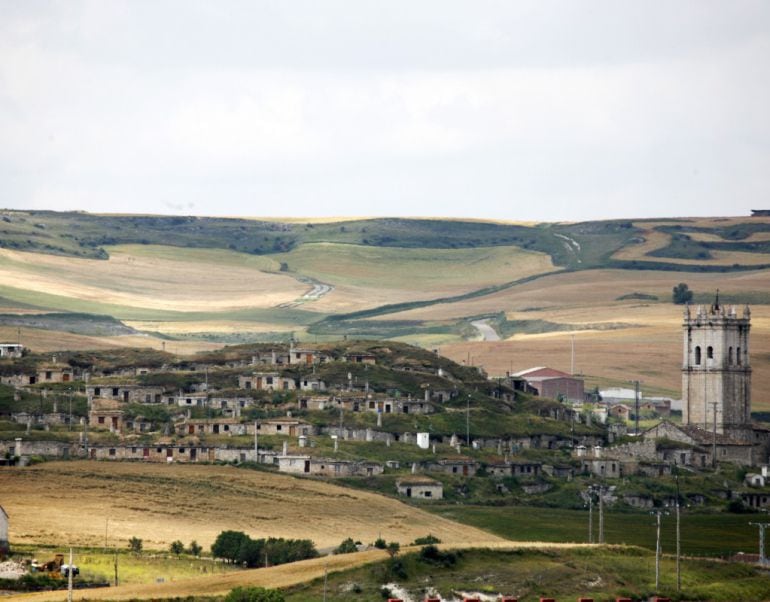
1;1;769;221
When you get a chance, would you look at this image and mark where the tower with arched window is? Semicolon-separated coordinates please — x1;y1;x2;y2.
682;296;752;440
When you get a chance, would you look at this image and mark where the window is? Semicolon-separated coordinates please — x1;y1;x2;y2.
707;346;714;359
112;388;119;396
729;347;734;364
98;416;105;424
737;347;742;365
45;371;52;380
424;491;432;498
277;424;282;431
695;346;702;364
109;448;116;456
94;387;101;396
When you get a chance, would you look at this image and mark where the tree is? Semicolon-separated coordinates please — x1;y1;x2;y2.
188;540;202;556
333;537;358;555
128;537;143;555
211;530;250;563
224;586;284;602
386;542;400;558
373;537;386;549
672;282;693;305
169;540;184;556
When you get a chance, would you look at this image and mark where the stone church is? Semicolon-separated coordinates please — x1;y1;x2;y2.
643;297;769;466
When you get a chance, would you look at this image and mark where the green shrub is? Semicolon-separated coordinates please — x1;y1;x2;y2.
224;586;284;602
333;537;358;554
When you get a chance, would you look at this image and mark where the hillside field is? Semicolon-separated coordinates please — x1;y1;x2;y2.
0;461;498;551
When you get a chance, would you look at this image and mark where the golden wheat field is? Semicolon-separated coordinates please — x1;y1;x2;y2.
0;246;305;313
0;462;498;551
0;326;222;354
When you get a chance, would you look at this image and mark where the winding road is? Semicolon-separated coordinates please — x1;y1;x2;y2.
471;319;501;341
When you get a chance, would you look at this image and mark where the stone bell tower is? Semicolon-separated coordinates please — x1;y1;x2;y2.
682;295;752;440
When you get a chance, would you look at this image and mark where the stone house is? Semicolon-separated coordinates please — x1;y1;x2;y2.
34;363;74;384
344;353;376;365
287;347;325;366
541;464;575;480
276;455;383;477
257;418;314;437
239;373;296;391
87;444;260;463
177;418;249;436
169;393;209;407
0;343;24;358
428;457;479;477
89;398;125;432
485;459;542;478
396;476;443;500
298;395;366;412
11;412;72;427
207;396;255;415
741;490;770;510
642;420;754;466
87;384;164;404
608;404;633;421
299;377;327;392
363;398;435;415
581;458;622;478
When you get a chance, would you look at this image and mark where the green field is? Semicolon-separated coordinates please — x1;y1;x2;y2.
429;505;761;558
274;242;555;291
284;546;770;602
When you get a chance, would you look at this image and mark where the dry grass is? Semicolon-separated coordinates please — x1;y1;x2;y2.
3;542;600;601
0;462;498;551
0;326;223;354
122;320;297;334
0;246;304;313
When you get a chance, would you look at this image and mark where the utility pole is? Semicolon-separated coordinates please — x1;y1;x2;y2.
750;522;770;566
650;509;669;591
67;548;74;602
633;380;640;435
598;486;605;544
466;394;471;445
114;549;119;586
570;335;575;375
675;471;681;591
254;420;258;461
654;510;663;591
587;489;594;543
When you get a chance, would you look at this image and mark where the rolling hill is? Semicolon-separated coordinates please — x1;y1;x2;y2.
1;209;770;401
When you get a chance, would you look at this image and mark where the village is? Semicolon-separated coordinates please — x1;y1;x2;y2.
2;297;769;523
